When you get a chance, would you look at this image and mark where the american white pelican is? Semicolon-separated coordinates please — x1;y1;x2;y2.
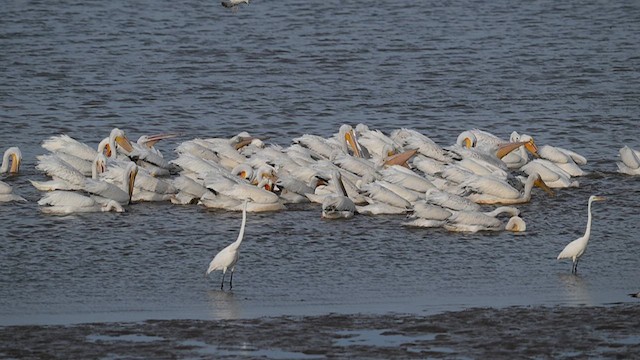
204;170;280;205
452;130;539;172
557;195;606;274
45;128;134;162
443;207;523;233
424;188;481;211
206;200;248;290
38;190;124;214
292;134;339;159
332;151;378;178
464;172;554;205
390;128;452;163
536;145;585;177
359;181;412;209
538;144;587;165
100;160;175;202
322;171;356;219
331;124;367;158
520;159;578;188
380;165;435;193
0;147;22;174
356;202;408;215
33;154;137;205
354;124;400;160
617;146;640;175
123;133;177;177
0;181;27;202
84;162;138;205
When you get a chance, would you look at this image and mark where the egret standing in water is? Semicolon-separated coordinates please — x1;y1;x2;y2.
206;200;248;289
557;195;606;274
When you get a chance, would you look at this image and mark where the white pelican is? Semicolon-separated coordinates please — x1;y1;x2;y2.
356;202;408;215
84;162;138;205
452;130;539;171
33;154;137;205
424;188;481;211
45;128;134;162
380;165;435;192
557;195;606;274
537;145;585;177
331;124;366;158
204;171;280;205
38;190;124;214
390;128;452;163
412;156;446;177
322;171;356;219
354;124;400;160
0;181;27;202
443;207;523;233
100;160;175;202
0;147;22;174
617;146;640;175
359;181;412;209
292;134;339;159
206;200;248;290
464;172;554;205
538;144;587;166
122;133;177;176
520;159;578;188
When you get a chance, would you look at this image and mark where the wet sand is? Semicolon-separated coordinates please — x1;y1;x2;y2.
2;304;639;359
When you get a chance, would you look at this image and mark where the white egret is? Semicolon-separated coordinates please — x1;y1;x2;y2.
557;195;606;274
206;200;248;290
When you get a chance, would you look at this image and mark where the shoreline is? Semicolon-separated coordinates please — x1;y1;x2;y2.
2;303;638;359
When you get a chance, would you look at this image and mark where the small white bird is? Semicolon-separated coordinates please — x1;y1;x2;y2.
206;200;248;289
221;0;249;10
557;195;606;274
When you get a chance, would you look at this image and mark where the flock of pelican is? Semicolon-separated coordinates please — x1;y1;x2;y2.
0;125;635;227
1;125;638;277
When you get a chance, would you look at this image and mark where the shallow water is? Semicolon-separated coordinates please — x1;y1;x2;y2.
1;0;639;332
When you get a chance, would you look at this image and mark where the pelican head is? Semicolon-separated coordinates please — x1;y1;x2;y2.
111;128;134;153
1;147;22;174
341;125;362;158
137;133;179;149
456;131;477;149
521;135;539;158
505;216;527;232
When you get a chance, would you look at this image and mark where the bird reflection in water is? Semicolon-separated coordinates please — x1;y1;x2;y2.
207;289;242;320
557;273;593;306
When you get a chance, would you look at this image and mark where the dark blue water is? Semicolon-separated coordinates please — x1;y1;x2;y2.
1;0;639;326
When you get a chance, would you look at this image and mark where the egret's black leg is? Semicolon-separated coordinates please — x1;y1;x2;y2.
230;271;234;289
575;259;579;274
221;272;226;290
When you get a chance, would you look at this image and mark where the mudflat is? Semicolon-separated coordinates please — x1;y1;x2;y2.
2;304;639;359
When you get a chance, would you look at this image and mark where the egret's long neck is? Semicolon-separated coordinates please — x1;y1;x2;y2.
584;198;594;239
232;206;247;249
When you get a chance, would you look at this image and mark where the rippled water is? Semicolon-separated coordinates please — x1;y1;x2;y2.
1;0;639;326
